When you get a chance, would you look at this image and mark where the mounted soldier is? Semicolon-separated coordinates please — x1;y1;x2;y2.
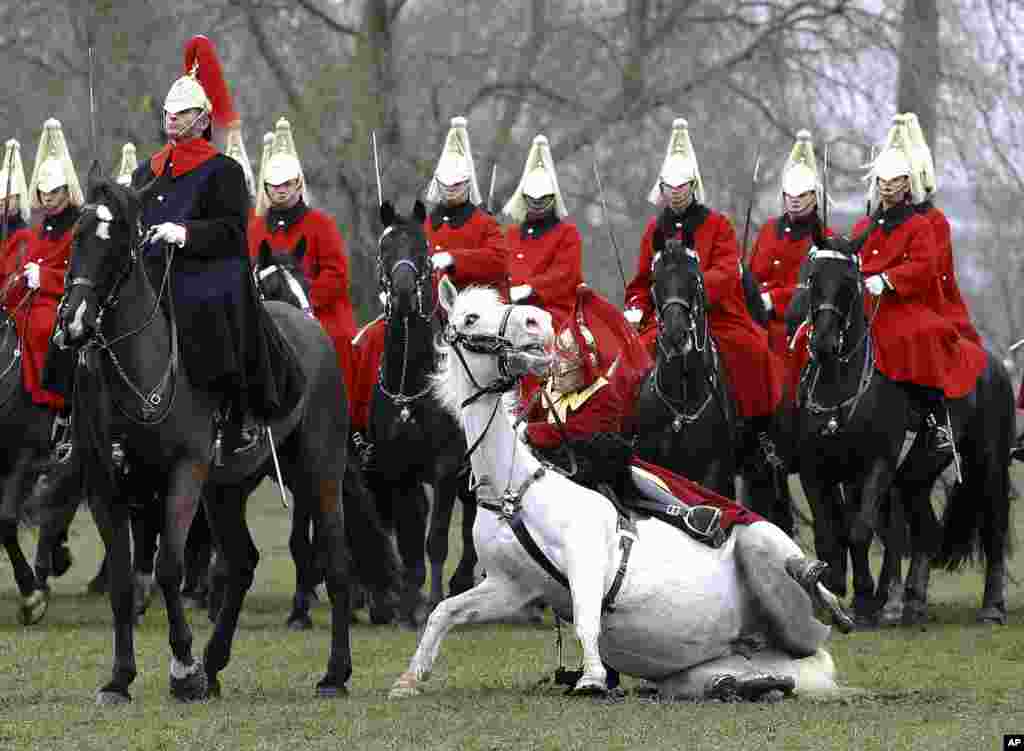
502;134;583;329
750;130;832;361
897;113;981;345
10;121;83;427
1;138;33;275
849;119;987;459
350;115;506;449
131;34;300;455
624;118;784;465
248;117;357;398
520;284;854;642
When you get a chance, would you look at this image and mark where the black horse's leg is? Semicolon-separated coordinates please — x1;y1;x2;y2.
449;486;478;597
130;495;160;616
91;497;137;704
315;478;352;697
799;472;847;599
393;483;429;627
287;499;315;629
0;452;46;623
202;483;259;697
875;490;907;626
156;461;207;702
182;503;213;608
426;472;459;610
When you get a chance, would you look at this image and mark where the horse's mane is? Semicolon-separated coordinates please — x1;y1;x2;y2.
432;285;504;417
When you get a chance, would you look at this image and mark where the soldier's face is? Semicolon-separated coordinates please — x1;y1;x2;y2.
878;175;909;206
164;107;204;140
437;178;469;207
525;194;555;220
661;181;694;211
266;178;301;208
784;190;816;217
39;186;69;215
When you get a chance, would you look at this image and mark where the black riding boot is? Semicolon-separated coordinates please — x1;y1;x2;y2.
219;392;261;458
908;385;953;459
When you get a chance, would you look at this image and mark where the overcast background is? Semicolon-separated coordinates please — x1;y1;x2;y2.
3;1;1022;368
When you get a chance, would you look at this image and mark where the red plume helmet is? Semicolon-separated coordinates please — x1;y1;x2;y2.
557;284;652;391
182;35;239;129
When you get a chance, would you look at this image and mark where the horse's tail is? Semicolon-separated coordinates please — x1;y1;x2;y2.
937;355;1015;570
342;459;403;597
72;347;119;500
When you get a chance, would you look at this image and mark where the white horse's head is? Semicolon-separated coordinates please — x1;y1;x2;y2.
434;276;553;413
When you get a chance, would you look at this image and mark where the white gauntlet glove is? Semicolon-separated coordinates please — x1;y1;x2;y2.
430;252;454;271
864;274;888;296
624;308;644;327
760;292;773;313
24;262;40;290
510;284;533;303
151;222;187;248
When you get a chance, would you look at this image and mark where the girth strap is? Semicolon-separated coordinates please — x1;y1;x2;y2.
508;508;636;613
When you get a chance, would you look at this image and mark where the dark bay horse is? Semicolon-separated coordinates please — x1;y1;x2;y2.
632;230;792;531
632;236;736;497
251;238;399;629
0;304;51;624
796;241;1013;626
57;178;398;703
367;200;476;622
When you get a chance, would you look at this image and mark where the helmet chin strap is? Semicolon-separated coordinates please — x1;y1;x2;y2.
167;109;209;144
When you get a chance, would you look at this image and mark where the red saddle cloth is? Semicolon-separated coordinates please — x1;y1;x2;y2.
631;457;762;530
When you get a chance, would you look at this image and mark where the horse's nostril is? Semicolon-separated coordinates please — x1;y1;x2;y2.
525;317;538;329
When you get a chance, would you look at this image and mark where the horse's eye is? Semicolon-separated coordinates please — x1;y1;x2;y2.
464;313;479;327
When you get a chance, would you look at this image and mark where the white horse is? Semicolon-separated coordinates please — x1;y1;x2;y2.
390;280;840;700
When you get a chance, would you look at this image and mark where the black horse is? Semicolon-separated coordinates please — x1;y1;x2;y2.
632;229;793;531
632;235;736;496
366;200;477;622
251;237;392;629
0;303;52;624
56;177;398;703
795;240;1013;626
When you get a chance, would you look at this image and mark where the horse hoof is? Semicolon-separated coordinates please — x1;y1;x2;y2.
315;679;349;698
18;589;48;626
169;663;209;702
735;672;796;702
901;604;929;627
96;688;132;706
877;608;904;628
287;612;313;631
569;678;608;697
977;607;1007;625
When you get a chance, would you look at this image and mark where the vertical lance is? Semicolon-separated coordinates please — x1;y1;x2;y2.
486;164;497;214
822;142;830;233
592;156;628;290
741;149;761;266
371;130;383;208
0;147;13;261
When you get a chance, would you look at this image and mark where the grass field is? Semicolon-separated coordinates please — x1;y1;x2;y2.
1;474;1023;751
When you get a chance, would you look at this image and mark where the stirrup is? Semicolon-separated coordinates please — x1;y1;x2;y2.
924;413;954;454
757;431;784;470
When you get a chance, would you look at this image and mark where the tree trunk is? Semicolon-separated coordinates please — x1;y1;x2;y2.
896;0;940;152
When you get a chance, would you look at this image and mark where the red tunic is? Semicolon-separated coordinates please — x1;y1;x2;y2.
425;204;507;295
349;315;385;432
248;207;357;398
749;216;833;356
853;206;985;399
505;217;583;329
10;209;76;409
521;373;759;530
918;204;981;345
624;209;783;418
1;224;33;295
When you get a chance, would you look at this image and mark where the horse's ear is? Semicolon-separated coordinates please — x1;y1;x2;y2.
293;236;307;261
412;199;426;224
380;200;395;227
438;275;458;315
258;239;273;268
